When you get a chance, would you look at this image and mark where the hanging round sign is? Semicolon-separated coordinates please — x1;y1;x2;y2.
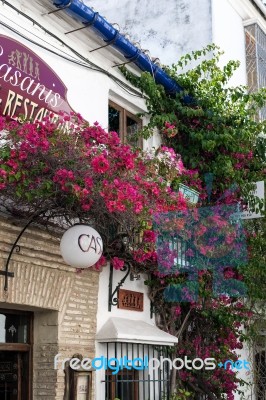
60;224;103;268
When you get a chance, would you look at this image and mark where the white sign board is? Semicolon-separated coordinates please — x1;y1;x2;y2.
240;181;265;219
76;374;89;400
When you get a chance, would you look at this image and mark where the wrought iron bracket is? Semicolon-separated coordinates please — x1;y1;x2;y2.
0;209;47;292
90;31;119;53
43;0;73;15
112;50;141;68
108;261;131;311
65;13;99;35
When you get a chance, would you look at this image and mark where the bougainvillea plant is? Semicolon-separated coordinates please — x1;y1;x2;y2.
0;112;192;271
0;43;265;400
121;44;266;399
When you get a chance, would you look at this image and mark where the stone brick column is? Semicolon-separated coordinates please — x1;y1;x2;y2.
0;215;100;400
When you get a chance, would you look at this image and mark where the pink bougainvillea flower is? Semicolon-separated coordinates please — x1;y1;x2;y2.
143;230;156;243
91;154;110;173
112;257;125;270
93;255;107;271
174;305;182;316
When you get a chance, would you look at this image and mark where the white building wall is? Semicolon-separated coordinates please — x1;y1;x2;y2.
0;0;147;127
95;266;155;398
97;266;153;332
212;0;247;86
88;0;213;66
1;1;264;399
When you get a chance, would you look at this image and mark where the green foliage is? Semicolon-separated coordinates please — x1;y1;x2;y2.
240;217;266;302
121;44;266;197
163;389;194;400
123;44;266;399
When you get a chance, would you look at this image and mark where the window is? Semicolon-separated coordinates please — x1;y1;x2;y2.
102;342;171;400
245;23;266;119
0;312;31;344
105;369;139;400
254;332;266;400
108;101;142;147
255;350;266;400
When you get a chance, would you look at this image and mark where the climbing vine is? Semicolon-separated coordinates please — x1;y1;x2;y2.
122;44;266;399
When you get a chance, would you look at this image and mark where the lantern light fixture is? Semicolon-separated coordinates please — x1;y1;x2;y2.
60;224;103;268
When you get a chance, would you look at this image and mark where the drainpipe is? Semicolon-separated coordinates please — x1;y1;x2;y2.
52;0;194;103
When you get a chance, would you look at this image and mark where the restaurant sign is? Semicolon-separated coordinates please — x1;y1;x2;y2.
0;35;73;121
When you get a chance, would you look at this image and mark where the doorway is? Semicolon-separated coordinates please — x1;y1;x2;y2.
0;351;30;400
0;309;33;400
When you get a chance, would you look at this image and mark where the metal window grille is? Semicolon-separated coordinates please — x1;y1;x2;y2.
101;342;172;400
239;332;266;400
245;23;266;120
254;334;266;400
170;236;189;269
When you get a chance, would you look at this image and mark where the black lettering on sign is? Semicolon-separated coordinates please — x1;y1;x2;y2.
96;236;103;253
78;234;102;254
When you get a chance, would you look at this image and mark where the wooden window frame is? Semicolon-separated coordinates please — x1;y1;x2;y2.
109;100;143;147
105;368;139;400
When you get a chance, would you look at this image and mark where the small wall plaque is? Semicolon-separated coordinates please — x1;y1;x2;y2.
118;289;144;311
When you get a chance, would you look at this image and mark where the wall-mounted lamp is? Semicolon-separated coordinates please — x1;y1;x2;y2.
1;217;103;293
60;224;103;268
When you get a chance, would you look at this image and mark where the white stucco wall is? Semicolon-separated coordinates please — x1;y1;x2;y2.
0;0;147;127
86;0;249;87
95;265;156;399
97;265;154;332
212;0;247;87
87;0;213;66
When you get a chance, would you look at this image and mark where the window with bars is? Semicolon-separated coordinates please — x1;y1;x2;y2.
255;350;266;400
105;369;139;400
108;101;142;147
245;23;266;119
101;342;171;400
254;333;266;400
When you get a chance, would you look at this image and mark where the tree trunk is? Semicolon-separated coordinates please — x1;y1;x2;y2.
170;366;177;395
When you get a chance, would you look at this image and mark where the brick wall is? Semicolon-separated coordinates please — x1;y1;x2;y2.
0;214;100;400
